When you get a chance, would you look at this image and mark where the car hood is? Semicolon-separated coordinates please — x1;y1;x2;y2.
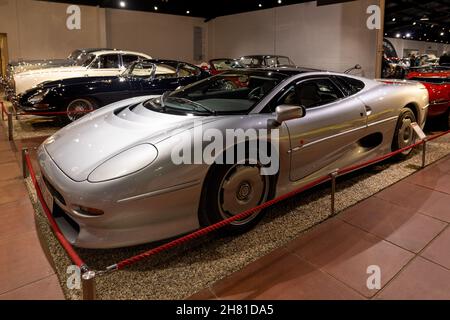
15;66;87;78
43;96;219;182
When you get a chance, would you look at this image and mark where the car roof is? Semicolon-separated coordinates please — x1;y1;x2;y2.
256;66;322;75
240;55;290;59
80;48;114;53
91;49;151;57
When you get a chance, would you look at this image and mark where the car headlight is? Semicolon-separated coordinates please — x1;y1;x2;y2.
88;144;158;183
28;89;49;104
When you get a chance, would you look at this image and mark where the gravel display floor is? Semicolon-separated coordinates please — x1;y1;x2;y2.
23;131;450;300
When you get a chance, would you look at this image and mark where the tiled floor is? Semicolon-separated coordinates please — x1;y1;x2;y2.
0;127;64;300
191;155;450;300
1;117;450;300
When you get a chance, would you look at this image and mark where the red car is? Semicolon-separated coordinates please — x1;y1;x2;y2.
406;70;450;127
200;58;245;75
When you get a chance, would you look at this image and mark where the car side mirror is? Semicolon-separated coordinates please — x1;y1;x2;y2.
269;105;305;127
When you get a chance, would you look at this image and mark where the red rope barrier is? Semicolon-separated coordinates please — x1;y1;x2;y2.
112;129;450;271
22;127;450;273
24;152;87;269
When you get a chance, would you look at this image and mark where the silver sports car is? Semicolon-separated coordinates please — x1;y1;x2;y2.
37;69;429;248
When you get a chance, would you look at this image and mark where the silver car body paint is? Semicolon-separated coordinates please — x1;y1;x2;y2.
37;72;429;248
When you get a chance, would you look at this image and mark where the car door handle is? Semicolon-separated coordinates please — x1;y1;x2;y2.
365;105;373;116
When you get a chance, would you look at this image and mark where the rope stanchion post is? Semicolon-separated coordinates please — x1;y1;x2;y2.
330;170;338;216
7;111;13;141
22;148;29;179
422;138;428;168
81;270;97;300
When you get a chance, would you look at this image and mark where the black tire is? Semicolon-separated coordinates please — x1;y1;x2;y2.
199;163;271;235
392;107;417;158
447;109;450;130
65;98;97;123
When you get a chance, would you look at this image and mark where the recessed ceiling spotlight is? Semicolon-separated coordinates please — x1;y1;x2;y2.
186;10;190;14
420;15;429;21
441;32;445;36
154;6;158;10
278;0;282;3
392;18;396;22
413;22;416;25
424;33;427;36
406;33;411;38
396;33;401;38
119;1;126;8
259;3;263;7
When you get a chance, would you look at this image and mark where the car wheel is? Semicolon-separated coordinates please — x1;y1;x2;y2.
200;164;271;234
66;98;96;122
447;109;450;130
392;107;417;157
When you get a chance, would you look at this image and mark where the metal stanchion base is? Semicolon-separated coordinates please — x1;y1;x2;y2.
82;270;96;300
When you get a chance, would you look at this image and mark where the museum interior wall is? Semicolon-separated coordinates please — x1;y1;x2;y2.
386;37;449;58
105;9;207;64
207;0;380;78
0;0;106;61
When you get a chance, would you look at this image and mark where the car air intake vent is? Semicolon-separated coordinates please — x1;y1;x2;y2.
42;175;66;206
113;105;132;116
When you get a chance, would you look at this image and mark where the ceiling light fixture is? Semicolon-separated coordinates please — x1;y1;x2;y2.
396;33;401;38
119;1;126;8
406;33;411;38
186;10;190;14
420;16;429;21
259;3;263;7
392;18;396;22
278;0;282;3
154;6;158;10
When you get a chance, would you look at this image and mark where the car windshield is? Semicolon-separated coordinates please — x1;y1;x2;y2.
273;56;293;66
68;49;82;61
74;53;96;67
239;57;263;68
211;59;245;71
144;70;288;116
124;61;180;78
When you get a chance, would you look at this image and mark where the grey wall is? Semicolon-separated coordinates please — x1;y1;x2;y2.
0;0;382;78
0;0;106;61
208;0;381;78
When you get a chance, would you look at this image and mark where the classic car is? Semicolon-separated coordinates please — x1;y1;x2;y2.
200;58;245;75
38;69;428;248
239;55;297;68
406;69;450;127
11;49;152;96
7;48;113;75
18;59;209;122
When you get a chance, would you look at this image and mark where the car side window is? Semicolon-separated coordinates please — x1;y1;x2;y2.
296;78;343;108
94;54;120;69
333;76;365;96
122;55;141;68
178;63;200;77
263;78;344;113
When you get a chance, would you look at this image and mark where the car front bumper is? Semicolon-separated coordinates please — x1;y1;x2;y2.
37;145;202;249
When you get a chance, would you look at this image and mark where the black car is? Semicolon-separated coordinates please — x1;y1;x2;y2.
238;55;297;68
18;59;209;122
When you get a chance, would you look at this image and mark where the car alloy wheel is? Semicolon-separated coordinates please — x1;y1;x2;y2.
393;108;417;156
67;98;94;122
217;164;270;226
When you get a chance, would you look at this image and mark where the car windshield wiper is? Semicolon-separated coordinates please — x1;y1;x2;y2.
167;97;216;115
